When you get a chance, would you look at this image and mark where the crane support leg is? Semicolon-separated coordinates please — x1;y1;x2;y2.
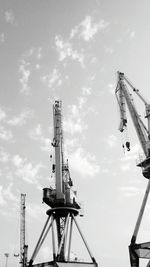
72;214;96;263
29;215;53;266
131;179;150;244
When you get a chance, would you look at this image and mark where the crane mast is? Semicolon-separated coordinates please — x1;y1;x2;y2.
20;193;28;267
53;101;64;201
28;100;97;267
116;72;150;267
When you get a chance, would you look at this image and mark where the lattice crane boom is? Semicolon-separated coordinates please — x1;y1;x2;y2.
116;71;150;177
116;72;150;267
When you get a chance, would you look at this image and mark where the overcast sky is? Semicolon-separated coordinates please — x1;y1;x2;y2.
1;1;150;267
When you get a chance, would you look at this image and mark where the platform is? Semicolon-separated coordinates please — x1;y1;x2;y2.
32;261;98;267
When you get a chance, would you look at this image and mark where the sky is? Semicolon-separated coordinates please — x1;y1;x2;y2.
1;0;150;267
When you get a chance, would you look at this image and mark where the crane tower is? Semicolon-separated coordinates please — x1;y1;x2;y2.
116;72;150;267
28;101;97;267
20;193;28;267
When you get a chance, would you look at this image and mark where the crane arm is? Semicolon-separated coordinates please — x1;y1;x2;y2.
116;72;149;157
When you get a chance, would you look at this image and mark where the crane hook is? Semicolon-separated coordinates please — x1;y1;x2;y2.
126;141;130;151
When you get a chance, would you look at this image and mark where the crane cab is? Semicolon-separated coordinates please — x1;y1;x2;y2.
137;157;150;179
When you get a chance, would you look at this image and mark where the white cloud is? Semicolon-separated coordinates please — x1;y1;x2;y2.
108;83;115;94
19;60;31;94
37;47;42;59
27;203;44;220
104;46;114;54
12;154;44;185
41;68;62;89
23;47;42;60
69;147;100;177
0;183;18;208
63;86;95;136
55;35;85;67
63;104;87;135
4;10;15;24
0;33;5;44
0;125;13;141
129;31;135;39
0;148;9;163
8;109;33;126
82;87;92;96
29;124;50;152
0;185;7;206
120;163;130;171
106;135;117;148
70;16;109;41
119;186;140;197
121;143;141;162
0;106;7;121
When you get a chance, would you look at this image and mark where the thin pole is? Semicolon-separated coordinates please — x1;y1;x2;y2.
146;260;150;267
131;179;150;244
67;216;73;261
51;215;56;260
72;214;96;263
29;215;50;263
35;216;54;258
64;215;70;256
4;253;9;267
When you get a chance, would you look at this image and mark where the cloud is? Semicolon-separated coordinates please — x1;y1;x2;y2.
0;183;18;209
19;60;31;94
12;154;44;185
4;10;15;24
119;186;141;197
8;109;33;126
0;125;13;141
0;185;7;206
0;148;9;163
29;124;50;152
82;87;92;96
104;45;114;54
106;135;117;148
27;203;44;220
63;103;87;135
55;35;85;67
63;86;95;136
0;106;7;121
120;163;130;171
0;33;5;44
41;68;62;89
108;83;115;94
121;143;141;162
70;16;109;41
129;31;135;39
69;147;100;177
23;47;42;60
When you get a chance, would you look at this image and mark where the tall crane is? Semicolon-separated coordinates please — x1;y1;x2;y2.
28;100;97;267
116;72;150;267
20;193;28;267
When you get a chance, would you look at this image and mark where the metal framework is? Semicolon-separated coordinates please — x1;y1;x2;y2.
20;193;28;267
28;101;97;267
116;72;150;267
28;207;96;266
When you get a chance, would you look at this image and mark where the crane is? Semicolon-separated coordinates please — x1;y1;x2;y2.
28;100;97;267
20;193;28;267
116;72;150;267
